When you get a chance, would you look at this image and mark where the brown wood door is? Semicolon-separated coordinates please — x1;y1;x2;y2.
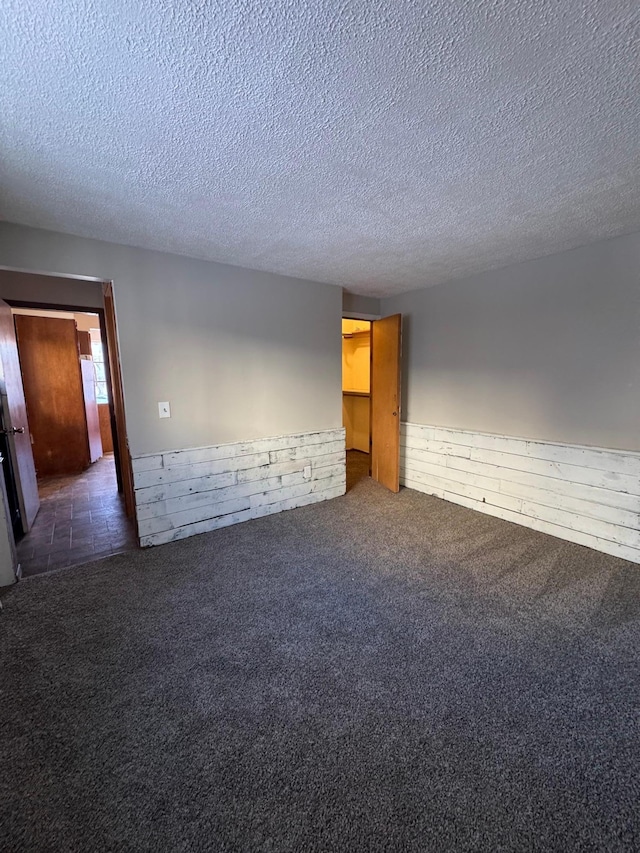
102;282;136;523
15;314;91;477
77;330;92;356
370;313;402;492
0;300;40;531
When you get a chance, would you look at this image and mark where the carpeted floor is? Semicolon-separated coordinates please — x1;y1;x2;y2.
1;478;639;852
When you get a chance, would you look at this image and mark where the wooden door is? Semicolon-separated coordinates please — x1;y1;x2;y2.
0;300;40;531
370;314;402;492
77;330;92;356
102;282;136;523
14;314;90;477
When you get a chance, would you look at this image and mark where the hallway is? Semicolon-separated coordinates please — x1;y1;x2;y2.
16;455;137;577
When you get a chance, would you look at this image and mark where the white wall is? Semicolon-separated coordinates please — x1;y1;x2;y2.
0;224;343;456
384;231;640;452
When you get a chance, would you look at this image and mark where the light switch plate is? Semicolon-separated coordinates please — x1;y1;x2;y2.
158;401;171;419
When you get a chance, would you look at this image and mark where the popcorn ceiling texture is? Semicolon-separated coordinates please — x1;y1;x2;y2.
1;0;639;296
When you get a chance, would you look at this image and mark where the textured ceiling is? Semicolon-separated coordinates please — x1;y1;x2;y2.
2;0;639;297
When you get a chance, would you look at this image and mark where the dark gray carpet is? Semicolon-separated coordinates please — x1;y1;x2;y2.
2;478;640;852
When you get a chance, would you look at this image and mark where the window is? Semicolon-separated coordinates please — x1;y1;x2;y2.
90;339;109;404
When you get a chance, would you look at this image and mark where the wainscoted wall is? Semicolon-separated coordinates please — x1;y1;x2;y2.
401;423;640;563
132;429;346;547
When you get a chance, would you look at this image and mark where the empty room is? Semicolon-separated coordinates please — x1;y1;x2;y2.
1;1;639;851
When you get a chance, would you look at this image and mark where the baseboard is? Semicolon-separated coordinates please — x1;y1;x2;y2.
401;423;640;564
132;429;346;547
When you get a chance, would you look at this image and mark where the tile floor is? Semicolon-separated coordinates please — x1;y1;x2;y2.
16;454;137;578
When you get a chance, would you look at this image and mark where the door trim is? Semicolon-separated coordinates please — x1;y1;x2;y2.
102;282;136;526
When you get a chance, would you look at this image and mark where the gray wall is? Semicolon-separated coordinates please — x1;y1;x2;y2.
342;291;381;318
0;224;342;455
383;231;640;452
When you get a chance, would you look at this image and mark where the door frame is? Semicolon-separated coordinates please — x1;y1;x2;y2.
5;295;137;534
341;312;402;492
101;282;135;522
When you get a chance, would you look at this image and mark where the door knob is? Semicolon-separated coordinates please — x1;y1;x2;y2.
2;427;24;435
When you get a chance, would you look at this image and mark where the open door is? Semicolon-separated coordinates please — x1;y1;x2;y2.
370;314;402;493
102;282;136;524
0;300;40;530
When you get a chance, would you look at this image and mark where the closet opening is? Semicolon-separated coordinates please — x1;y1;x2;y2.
342;318;371;491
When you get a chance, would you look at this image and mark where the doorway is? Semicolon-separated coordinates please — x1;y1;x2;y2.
342;318;372;491
8;306;136;575
342;313;402;494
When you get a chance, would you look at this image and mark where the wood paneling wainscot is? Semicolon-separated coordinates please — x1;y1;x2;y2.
401;423;640;563
132;428;346;547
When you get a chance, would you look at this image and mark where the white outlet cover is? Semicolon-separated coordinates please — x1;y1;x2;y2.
158;401;171;419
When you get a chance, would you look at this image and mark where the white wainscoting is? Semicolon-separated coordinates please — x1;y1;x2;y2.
132;428;346;547
401;423;640;564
